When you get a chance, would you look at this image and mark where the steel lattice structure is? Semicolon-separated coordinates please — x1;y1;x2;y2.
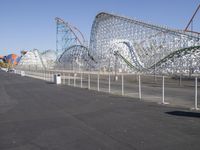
89;12;200;74
19;12;200;75
17;49;45;69
58;45;96;70
55;17;96;70
55;17;85;56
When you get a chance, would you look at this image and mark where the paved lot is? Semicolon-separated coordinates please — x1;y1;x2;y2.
0;70;200;150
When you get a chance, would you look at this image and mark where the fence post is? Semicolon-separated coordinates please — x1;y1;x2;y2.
161;76;169;105
43;70;45;80
48;71;50;82
122;74;124;95
44;70;46;80
68;74;70;85
50;71;52;82
43;69;45;80
192;77;199;110
162;76;165;103
97;73;100;91
109;73;111;93
63;73;65;84
47;71;49;81
179;74;182;86
81;72;83;88
41;70;42;80
74;73;76;87
88;74;90;89
46;70;48;81
139;75;141;100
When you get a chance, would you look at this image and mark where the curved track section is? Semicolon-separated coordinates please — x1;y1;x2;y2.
58;45;96;70
149;46;200;69
113;51;139;71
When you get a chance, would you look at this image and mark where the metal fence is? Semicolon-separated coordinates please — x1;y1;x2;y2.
15;69;200;110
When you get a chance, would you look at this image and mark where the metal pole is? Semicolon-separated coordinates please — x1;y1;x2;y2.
81;72;83;88
47;71;49;81
154;54;157;82
43;70;45;80
51;71;52;82
122;74;124;95
162;76;168;105
88;74;90;89
194;77;199;110
63;73;65;84
41;70;45;80
139;75;141;100
162;76;165;104
109;73;111;93
48;71;50;82
74;74;76;87
97;73;100;91
59;72;61;84
44;70;45;81
46;70;48;81
179;74;182;86
68;74;70;85
45;70;47;81
49;71;50;82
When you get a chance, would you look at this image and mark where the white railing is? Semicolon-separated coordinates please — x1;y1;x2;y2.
15;69;199;110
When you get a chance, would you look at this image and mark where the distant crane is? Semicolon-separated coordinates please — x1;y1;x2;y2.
184;4;200;34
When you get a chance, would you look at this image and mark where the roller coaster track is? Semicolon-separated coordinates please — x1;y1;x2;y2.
55;17;85;44
114;45;200;71
114;51;139;71
149;45;200;69
17;49;46;69
89;12;200;73
55;17;86;56
122;41;144;69
58;45;97;65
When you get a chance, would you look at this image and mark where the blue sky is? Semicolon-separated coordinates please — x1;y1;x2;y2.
0;0;199;56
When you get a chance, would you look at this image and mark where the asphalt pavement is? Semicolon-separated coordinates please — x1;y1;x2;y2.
0;70;200;150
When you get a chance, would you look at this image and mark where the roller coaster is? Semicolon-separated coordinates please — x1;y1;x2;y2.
17;11;200;75
89;12;200;74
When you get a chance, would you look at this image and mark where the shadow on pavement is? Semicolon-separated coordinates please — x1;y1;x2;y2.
166;111;200;118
